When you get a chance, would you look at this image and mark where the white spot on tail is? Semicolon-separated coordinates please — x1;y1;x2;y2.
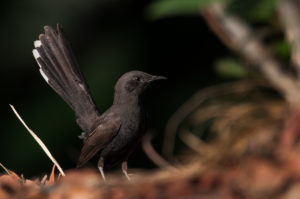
39;69;49;83
36;61;42;68
34;40;42;48
32;49;40;59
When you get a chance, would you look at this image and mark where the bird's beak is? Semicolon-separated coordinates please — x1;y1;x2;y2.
149;75;167;82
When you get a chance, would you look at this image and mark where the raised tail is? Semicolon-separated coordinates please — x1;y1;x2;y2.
32;25;100;134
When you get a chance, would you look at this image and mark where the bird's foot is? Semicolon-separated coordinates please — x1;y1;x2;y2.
98;157;106;181
98;166;106;182
122;161;131;182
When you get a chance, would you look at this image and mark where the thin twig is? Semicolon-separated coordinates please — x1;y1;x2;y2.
142;132;176;169
57;173;62;181
41;174;48;185
178;130;216;156
162;81;256;159
9;104;65;177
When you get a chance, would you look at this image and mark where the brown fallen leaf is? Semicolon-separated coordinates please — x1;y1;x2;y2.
47;164;56;185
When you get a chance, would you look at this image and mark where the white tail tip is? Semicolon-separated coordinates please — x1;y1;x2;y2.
34;40;42;48
32;49;40;59
39;69;49;83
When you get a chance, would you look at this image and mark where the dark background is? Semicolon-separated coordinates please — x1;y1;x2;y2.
0;0;278;177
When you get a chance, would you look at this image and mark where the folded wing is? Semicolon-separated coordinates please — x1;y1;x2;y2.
77;112;121;167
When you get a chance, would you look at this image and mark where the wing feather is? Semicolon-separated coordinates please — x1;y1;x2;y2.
77;113;121;167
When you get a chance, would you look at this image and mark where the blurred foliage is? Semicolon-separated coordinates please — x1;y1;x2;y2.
228;0;280;22
146;0;224;19
214;58;247;79
147;0;279;22
274;40;291;61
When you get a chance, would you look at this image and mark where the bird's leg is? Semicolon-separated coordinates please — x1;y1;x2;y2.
122;161;131;181
98;157;106;181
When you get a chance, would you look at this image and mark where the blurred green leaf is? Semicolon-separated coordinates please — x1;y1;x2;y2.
274;40;291;61
228;0;280;22
215;58;247;78
146;0;278;21
146;0;224;20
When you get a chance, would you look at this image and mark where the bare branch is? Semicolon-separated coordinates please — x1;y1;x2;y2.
142;132;176;169
162;81;257;159
278;0;300;72
201;3;300;105
178;130;216;156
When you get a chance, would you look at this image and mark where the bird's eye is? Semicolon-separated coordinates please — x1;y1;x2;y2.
133;76;140;81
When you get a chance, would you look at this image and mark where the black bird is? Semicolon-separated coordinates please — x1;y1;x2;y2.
32;25;166;180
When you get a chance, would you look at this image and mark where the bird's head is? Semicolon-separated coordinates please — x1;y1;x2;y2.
114;71;166;102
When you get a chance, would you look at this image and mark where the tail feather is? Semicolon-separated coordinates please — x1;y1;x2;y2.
34;42;70;93
55;25;84;79
34;48;74;109
35;33;74;108
32;24;100;134
42;27;77;86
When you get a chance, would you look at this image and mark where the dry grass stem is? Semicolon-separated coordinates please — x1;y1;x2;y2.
0;162;12;175
9;104;65;177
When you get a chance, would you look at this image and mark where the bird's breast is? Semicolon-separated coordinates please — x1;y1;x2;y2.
99;104;147;168
120;105;146;138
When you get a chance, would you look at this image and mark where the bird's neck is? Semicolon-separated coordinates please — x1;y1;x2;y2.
113;92;141;106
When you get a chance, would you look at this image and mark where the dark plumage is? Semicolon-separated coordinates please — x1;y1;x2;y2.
32;25;166;180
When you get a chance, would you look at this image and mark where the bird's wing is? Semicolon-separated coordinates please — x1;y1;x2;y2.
77;113;121;167
32;24;99;134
